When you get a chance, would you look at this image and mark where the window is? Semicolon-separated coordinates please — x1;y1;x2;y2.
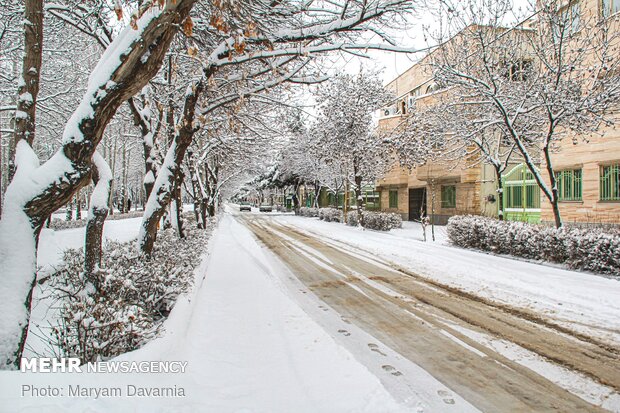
364;190;381;210
389;190;398;208
506;59;532;82
556;1;580;38
602;0;620;17
441;185;456;208
555;169;582;201
600;164;620;201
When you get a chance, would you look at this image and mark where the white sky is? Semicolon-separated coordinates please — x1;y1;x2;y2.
324;0;535;85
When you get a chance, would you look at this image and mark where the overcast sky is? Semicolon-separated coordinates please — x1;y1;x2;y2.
324;0;535;85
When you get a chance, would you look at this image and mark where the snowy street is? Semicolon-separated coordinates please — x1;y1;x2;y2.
234;209;620;412
1;209;619;412
2;1;620;411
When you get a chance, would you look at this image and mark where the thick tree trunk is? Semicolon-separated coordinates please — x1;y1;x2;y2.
84;153;112;287
0;1;196;369
139;80;204;255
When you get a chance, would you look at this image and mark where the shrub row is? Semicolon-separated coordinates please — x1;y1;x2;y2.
50;210;144;231
447;215;620;276
299;207;319;217
47;218;216;363
346;211;403;231
319;207;343;223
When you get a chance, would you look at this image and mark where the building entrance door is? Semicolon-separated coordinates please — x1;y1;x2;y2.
408;188;426;221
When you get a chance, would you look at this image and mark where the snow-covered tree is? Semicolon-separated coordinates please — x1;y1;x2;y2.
312;72;393;223
427;0;620;227
0;0;423;367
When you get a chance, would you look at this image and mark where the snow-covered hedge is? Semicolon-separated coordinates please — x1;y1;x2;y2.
346;211;403;231
319;207;343;223
447;215;620;276
47;219;215;363
49;210;144;231
299;207;319;217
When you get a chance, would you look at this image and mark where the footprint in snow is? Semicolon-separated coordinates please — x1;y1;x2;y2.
367;343;386;356
381;365;403;376
437;390;455;405
338;329;351;336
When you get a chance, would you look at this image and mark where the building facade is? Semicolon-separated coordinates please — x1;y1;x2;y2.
376;0;620;225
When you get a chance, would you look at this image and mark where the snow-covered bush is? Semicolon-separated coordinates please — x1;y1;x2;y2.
299;207;319;217
50;210;144;231
47;220;215;363
346;211;403;231
447;215;620;276
346;211;360;227
319;207;343;223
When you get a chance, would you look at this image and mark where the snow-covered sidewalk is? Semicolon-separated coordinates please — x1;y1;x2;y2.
0;214;412;412
271;215;620;347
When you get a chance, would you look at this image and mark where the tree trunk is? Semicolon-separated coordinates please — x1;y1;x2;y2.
75;189;81;220
543;145;563;228
128;93;162;200
174;172;185;238
0;0;196;368
139;80;204;255
187;155;204;228
108;140;117;215
353;159;363;227
9;0;43;182
495;167;504;221
84;153;112;287
66;198;73;221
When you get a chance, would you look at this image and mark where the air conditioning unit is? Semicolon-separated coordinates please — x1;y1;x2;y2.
407;96;416;109
382;107;397;117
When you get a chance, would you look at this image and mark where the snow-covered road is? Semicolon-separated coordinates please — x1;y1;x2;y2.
236;211;620;412
270;213;620;347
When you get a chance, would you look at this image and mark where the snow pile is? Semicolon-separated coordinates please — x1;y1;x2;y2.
299;207;319;217
347;210;403;231
47;221;215;363
447;215;620;276
318;207;343;222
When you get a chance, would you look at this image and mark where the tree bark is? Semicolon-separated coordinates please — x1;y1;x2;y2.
128;94;163;200
174;171;185;238
9;0;43;182
543;145;563;228
495;167;504;221
84;153;112;287
75;189;81;220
